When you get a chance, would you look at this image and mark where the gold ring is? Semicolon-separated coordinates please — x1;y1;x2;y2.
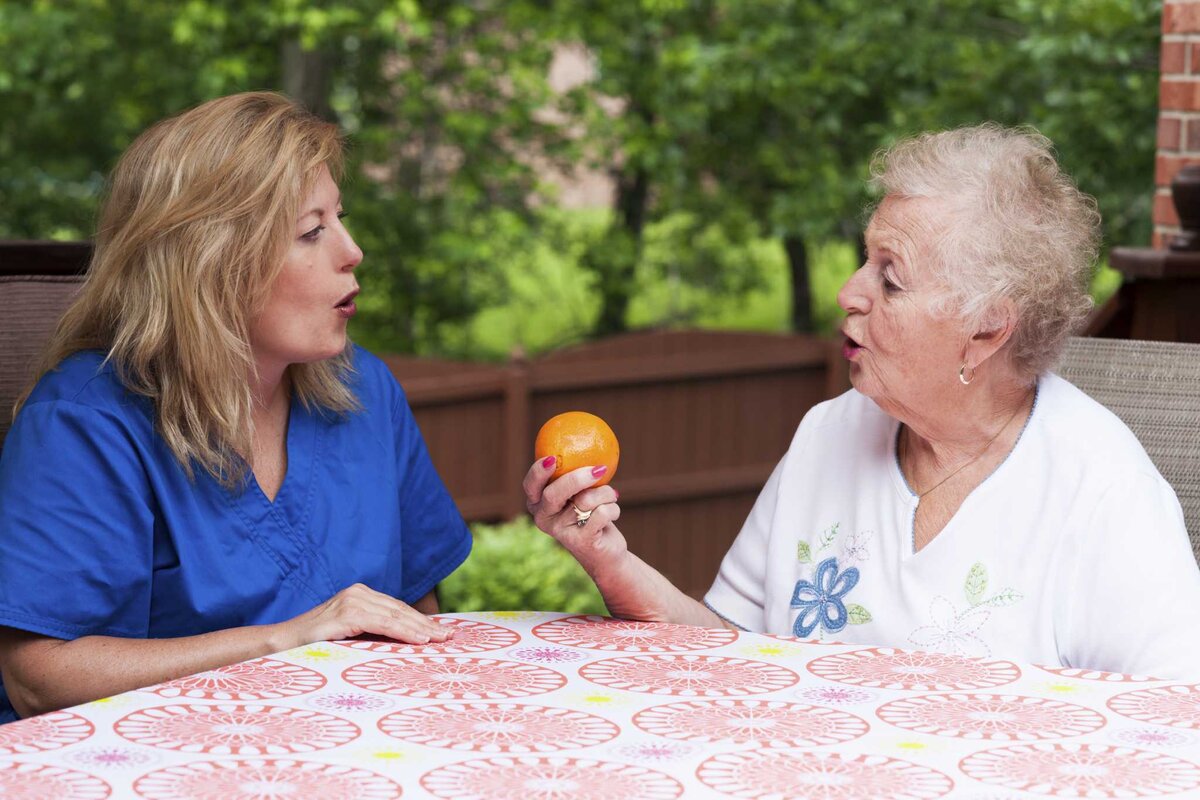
572;503;593;527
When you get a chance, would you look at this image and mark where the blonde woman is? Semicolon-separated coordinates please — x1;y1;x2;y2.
0;93;471;723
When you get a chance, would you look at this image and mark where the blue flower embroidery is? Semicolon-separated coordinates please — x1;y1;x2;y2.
790;557;860;637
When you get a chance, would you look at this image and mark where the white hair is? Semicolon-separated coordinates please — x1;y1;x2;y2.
871;123;1102;379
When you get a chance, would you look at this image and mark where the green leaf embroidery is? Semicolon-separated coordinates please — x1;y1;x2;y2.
981;588;1024;607
797;541;812;564
847;604;872;624
817;522;840;551
965;562;988;606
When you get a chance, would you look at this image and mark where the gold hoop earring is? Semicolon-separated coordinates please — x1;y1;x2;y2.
959;363;975;385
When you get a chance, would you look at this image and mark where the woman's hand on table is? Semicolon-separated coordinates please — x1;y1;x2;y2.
272;584;451;651
524;457;625;572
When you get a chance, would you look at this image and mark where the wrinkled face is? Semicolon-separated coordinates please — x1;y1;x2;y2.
249;165;363;379
836;195;968;420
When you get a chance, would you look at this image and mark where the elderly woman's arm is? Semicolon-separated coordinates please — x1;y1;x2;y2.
524;458;735;630
0;587;444;718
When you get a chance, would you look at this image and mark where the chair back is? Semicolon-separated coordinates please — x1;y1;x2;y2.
1056;336;1200;563
0;242;89;451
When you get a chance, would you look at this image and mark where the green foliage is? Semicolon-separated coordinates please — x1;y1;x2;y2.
0;0;1160;352
438;517;607;615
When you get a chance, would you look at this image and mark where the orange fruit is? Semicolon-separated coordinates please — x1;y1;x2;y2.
534;411;620;486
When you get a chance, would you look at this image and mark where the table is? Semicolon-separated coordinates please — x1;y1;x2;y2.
2;611;1199;799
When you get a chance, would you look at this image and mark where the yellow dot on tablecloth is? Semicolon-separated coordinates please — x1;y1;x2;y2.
896;741;927;751
371;750;407;761
1042;682;1083;694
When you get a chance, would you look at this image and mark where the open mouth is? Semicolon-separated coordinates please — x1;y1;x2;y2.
335;288;360;317
841;332;863;360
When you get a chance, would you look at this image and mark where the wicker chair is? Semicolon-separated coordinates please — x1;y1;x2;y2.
0;245;88;452
1056;336;1200;564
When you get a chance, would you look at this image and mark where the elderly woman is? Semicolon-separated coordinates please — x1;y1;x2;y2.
527;124;1200;678
0;92;471;723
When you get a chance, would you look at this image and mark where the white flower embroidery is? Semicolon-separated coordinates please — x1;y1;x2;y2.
843;530;873;564
909;596;992;657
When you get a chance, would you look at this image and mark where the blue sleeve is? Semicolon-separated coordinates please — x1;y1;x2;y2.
0;401;154;639
390;384;472;605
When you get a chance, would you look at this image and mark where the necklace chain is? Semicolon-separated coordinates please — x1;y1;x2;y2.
902;391;1032;500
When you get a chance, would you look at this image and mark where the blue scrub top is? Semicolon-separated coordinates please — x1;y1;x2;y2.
0;346;471;723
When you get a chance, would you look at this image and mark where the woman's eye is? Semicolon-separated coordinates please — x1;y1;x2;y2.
300;224;325;241
881;273;901;293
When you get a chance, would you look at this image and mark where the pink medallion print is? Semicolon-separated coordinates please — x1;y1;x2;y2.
959;743;1200;797
1036;665;1159;683
342;657;567;700
877;693;1107;741
633;699;869;748
579;655;798;697
307;692;394;714
696;750;954;799
0;711;94;754
1108;685;1200;730
133;758;402;800
420;755;683;800
531;614;738;652
379;702;619;753
65;747;158;770
796;686;877;706
807;648;1021;691
509;646;588;664
336;617;520;655
146;657;326;701
114;704;360;755
0;761;111;800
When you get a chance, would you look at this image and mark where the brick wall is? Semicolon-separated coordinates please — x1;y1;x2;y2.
1156;1;1200;248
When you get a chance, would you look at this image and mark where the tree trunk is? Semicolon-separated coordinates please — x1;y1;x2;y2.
785;234;813;333
593;166;649;337
281;38;333;121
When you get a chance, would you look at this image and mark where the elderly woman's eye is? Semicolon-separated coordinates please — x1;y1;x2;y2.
882;274;901;293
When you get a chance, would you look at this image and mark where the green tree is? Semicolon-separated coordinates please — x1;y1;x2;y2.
0;0;566;355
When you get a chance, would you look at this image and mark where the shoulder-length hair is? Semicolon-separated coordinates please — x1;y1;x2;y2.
17;91;360;487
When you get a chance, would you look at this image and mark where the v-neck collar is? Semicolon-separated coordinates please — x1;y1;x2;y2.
891;379;1042;558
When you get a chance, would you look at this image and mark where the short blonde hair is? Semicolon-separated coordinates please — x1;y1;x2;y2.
19;92;359;486
871;123;1102;379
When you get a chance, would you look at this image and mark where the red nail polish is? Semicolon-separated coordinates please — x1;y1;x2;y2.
591;465;607;478
542;456;556;469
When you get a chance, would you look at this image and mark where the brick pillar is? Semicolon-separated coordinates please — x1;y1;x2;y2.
1155;2;1200;248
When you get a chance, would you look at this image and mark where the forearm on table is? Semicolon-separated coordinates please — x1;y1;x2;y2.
1;622;289;719
583;549;729;630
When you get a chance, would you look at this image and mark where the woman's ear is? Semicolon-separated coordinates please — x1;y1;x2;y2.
964;299;1018;370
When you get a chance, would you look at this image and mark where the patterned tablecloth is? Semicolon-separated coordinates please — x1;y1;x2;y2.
2;611;1200;799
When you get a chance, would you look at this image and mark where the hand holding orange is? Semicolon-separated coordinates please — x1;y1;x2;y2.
534;411;620;486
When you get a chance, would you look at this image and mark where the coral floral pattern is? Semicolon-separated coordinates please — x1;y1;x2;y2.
378;702;620;752
0;760;111;799
132;759;402;799
335;616;520;655
876;693;1107;740
579;655;799;697
696;750;954;799
419;756;684;799
146;658;326;701
0;711;94;754
113;704;360;755
958;743;1200;797
342;656;567;699
1107;684;1200;730
807;648;1021;691
531;614;738;652
632;699;870;747
11;611;1200;798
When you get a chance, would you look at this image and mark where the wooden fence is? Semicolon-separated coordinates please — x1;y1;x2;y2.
388;330;850;599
